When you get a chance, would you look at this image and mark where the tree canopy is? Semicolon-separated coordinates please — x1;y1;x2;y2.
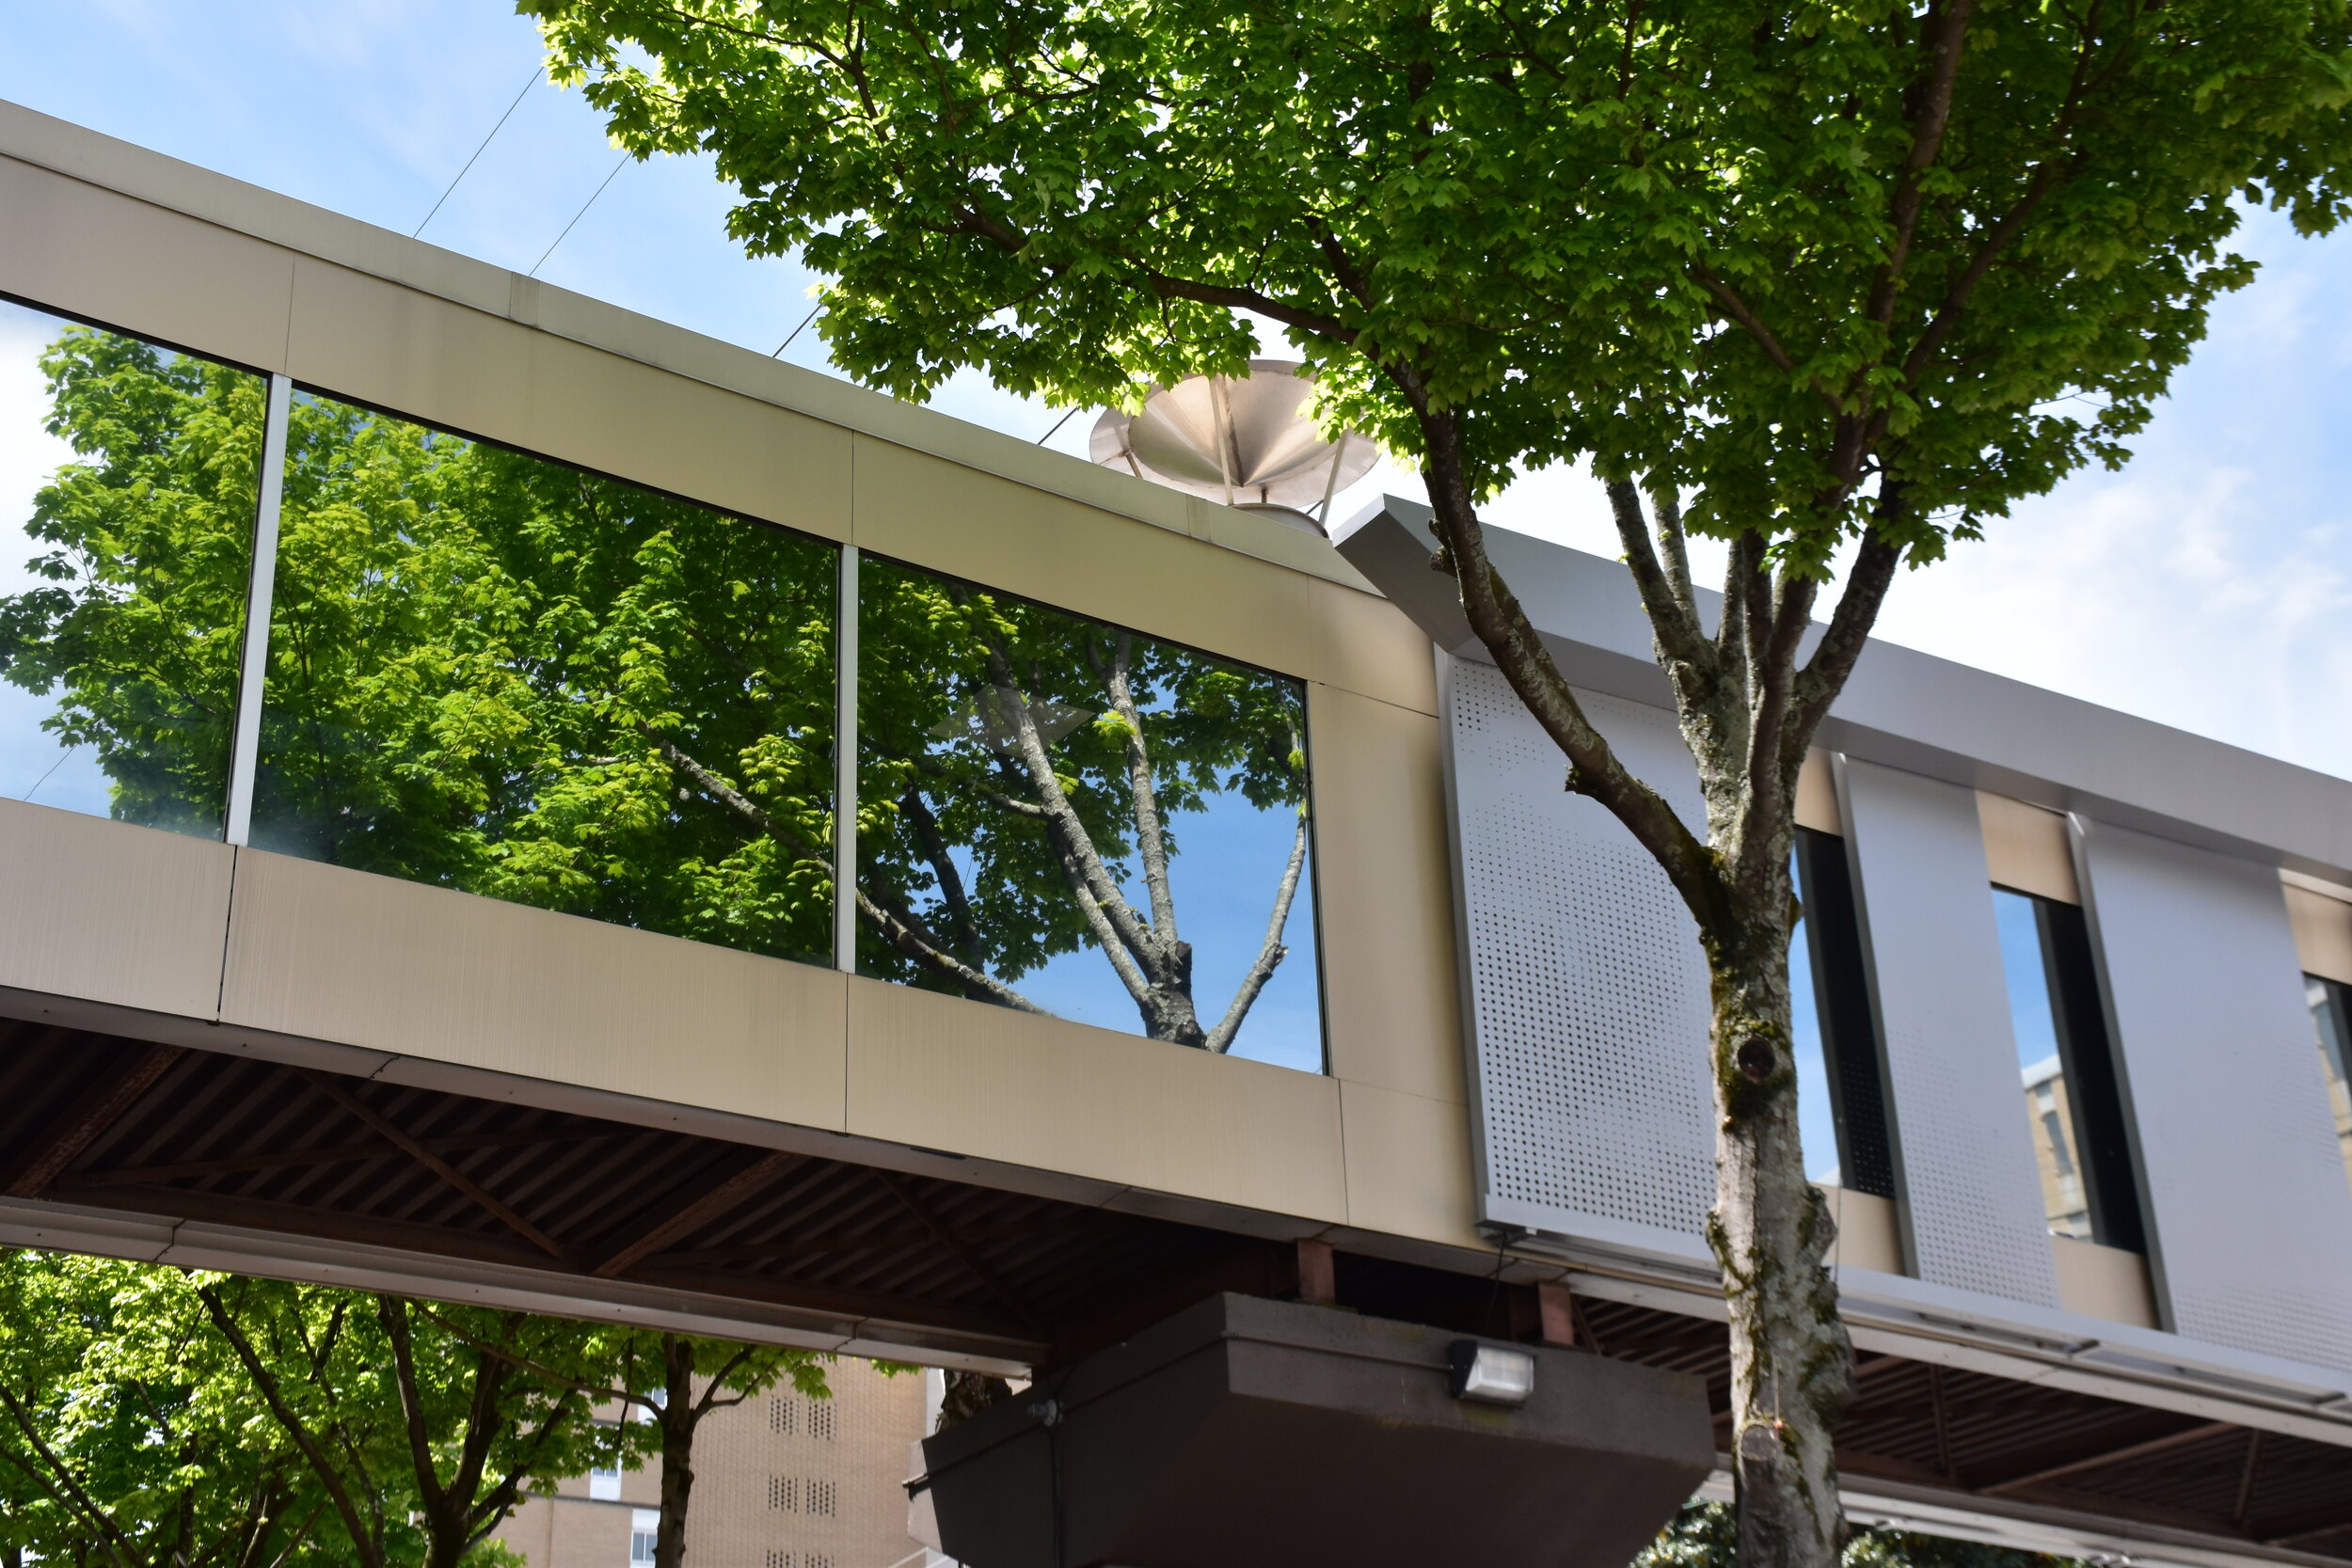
520;3;2352;1562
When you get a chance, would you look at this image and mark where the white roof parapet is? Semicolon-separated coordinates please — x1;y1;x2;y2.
1333;494;2352;884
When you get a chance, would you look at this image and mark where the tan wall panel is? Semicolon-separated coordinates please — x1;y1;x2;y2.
2286;882;2352;986
845;976;1346;1223
1317;581;1438;718
1311;686;1465;1104
1337;1081;1481;1249
2051;1234;2160;1329
221;850;847;1129
1796;751;1842;834
852;436;1321;683
0;802;234;1020
1978;790;2078;903
0;157;294;372
285;260;851;543
1819;1185;1902;1275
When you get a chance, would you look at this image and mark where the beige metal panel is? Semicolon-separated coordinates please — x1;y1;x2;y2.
2052;1235;2161;1329
0;155;294;372
283;259;852;543
1188;501;1380;594
0;801;234;1020
2285;881;2352;985
1316;580;1439;719
1337;1081;1483;1249
220;850;849;1130
1820;1185;1903;1274
1796;751;1843;834
844;975;1348;1224
1978;789;2079;904
1310;685;1465;1104
851;435;1321;680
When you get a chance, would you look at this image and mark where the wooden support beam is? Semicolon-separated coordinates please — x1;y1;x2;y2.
1536;1280;1576;1347
1929;1365;1955;1481
875;1169;1048;1334
1295;1239;1336;1306
2233;1429;2264;1532
59;1127;607;1190
594;1149;798;1278
1979;1420;2235;1497
294;1069;568;1262
6;1043;183;1196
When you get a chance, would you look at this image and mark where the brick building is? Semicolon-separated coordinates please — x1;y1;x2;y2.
494;1360;934;1568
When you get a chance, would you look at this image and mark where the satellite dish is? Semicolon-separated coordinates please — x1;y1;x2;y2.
1089;360;1377;535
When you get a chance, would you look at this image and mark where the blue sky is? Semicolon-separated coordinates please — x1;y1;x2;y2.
2;1;2345;783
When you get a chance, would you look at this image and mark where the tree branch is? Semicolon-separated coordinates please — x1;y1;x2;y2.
199;1287;387;1568
1103;634;1179;941
1203;797;1309;1054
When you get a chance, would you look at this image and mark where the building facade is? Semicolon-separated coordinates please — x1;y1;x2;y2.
492;1361;930;1568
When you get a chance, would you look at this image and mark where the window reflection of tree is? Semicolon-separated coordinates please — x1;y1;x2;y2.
857;561;1310;1052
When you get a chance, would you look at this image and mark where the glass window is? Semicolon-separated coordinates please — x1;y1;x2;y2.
1789;828;1894;1197
629;1510;660;1565
2308;974;2352;1192
855;556;1321;1071
1994;886;2144;1248
0;297;266;836
250;391;836;964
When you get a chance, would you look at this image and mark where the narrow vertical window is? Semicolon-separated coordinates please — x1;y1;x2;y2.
0;298;266;835
2308;975;2352;1192
1994;887;2145;1249
1789;828;1895;1198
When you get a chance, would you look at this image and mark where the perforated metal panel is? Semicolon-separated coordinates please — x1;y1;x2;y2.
1442;656;1715;1250
1840;760;2061;1307
2076;821;2352;1371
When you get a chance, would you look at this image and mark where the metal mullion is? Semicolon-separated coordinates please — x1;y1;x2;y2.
224;373;292;847
833;545;860;972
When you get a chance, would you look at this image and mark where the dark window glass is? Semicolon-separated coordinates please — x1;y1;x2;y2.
0;297;264;835
1789;828;1895;1198
2308;974;2352;1193
1994;886;2145;1250
855;555;1321;1071
251;391;836;964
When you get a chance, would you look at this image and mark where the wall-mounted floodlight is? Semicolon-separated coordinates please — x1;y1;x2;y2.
1447;1340;1536;1406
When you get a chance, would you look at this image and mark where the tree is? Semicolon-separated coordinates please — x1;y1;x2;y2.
194;1279;607;1568
0;1251;335;1568
524;3;2352;1563
1640;1504;2090;1568
417;1314;832;1568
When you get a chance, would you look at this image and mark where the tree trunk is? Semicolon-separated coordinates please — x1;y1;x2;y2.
652;1337;697;1568
1704;896;1854;1568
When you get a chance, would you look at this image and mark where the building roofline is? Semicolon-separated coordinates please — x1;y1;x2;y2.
0;97;1377;596
1335;495;2352;883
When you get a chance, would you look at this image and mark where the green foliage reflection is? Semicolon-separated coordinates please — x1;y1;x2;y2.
247;392;837;966
0;325;262;835
0;332;1317;1057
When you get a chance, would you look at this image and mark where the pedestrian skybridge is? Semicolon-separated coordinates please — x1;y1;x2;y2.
0;100;2347;1568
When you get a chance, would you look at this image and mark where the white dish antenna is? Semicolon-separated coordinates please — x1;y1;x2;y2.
1089;359;1377;534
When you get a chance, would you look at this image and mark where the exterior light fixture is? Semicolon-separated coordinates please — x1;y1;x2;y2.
1447;1340;1536;1406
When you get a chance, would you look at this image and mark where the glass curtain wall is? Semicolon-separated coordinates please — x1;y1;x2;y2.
1993;886;2145;1248
249;391;839;967
1788;827;1895;1197
0;291;1331;1072
0;298;266;834
2309;975;2352;1192
856;556;1322;1072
